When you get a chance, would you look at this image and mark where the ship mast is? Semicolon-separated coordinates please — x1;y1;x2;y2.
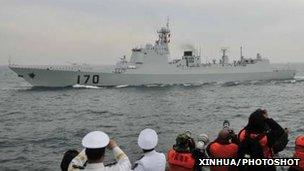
166;17;170;30
240;45;244;60
8;55;11;66
155;19;171;55
221;48;227;57
221;47;229;66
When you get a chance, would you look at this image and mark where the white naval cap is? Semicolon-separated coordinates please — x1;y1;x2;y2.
82;131;110;149
138;128;158;150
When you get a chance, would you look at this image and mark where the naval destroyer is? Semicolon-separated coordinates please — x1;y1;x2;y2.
9;22;296;87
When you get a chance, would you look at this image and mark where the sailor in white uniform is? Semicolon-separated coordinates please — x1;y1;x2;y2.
68;131;131;171
132;128;166;171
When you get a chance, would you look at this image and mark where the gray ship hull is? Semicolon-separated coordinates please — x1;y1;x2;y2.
9;65;296;87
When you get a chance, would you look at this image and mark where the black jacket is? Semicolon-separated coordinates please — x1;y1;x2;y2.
265;118;289;154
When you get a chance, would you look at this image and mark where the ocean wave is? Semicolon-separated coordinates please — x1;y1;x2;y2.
73;84;100;89
145;84;161;87
222;81;240;87
295;75;304;80
75;79;303;89
10;77;304;91
120;80;298;88
116;85;129;88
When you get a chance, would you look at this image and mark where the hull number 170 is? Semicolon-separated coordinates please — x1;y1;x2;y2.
77;75;99;84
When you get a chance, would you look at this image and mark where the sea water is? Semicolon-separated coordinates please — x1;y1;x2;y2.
1;64;304;170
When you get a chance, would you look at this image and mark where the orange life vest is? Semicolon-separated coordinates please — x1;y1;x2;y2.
292;149;304;171
291;136;304;171
209;142;238;158
239;129;273;158
208;142;238;171
167;149;195;171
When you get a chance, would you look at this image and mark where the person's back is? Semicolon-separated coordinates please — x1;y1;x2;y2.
207;129;239;171
167;149;195;171
289;135;304;171
238;128;272;158
237;109;288;171
208;142;238;158
135;150;166;171
71;131;131;171
133;128;166;171
167;133;196;171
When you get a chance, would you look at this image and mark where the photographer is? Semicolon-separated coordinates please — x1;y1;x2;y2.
167;132;196;171
289;135;304;171
238;109;289;171
206;120;239;171
192;133;209;171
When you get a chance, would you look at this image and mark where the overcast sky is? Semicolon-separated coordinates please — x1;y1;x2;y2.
1;0;303;65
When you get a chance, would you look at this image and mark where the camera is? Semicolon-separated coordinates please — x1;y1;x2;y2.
222;120;237;142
